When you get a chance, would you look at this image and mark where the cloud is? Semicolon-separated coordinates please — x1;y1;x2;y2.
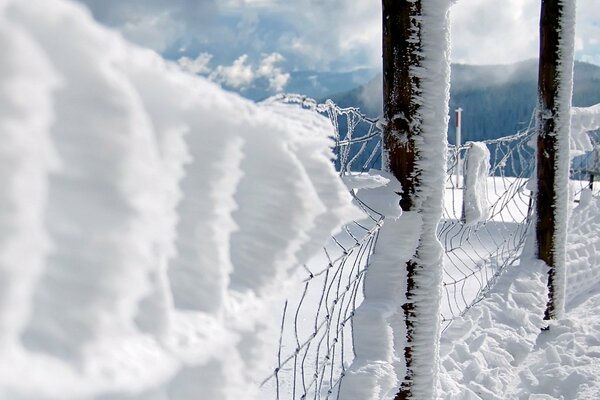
210;54;255;89
178;52;289;92
450;0;539;65
257;53;290;91
178;52;213;75
75;0;600;71
450;0;599;66
575;0;600;66
76;0;219;52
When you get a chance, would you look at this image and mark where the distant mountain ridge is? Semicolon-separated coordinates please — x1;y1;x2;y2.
326;60;600;143
239;67;378;101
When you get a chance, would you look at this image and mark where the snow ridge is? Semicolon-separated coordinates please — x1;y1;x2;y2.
0;0;361;398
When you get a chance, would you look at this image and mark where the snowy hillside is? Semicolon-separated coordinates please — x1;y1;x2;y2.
0;0;361;398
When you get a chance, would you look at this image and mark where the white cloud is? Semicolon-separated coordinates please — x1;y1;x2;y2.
178;52;213;74
450;0;599;66
210;54;255;89
119;12;178;52
257;52;290;91
176;52;289;92
208;52;289;92
450;0;539;65
75;0;600;70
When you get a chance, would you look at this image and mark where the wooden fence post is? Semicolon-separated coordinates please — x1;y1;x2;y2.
382;1;450;398
536;0;575;321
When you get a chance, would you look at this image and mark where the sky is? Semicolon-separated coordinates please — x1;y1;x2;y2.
74;0;599;90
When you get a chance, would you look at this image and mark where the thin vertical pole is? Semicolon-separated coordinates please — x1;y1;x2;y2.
455;108;463;188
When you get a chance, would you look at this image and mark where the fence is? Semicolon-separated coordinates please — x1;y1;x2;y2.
260;95;385;400
260;95;598;399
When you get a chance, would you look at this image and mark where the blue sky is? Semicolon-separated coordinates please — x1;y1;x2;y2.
75;0;599;79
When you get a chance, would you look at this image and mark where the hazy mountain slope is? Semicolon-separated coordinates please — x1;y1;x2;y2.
238;68;378;101
328;60;600;143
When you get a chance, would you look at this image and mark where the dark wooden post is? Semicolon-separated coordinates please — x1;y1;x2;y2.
383;0;422;213
383;1;450;397
382;1;423;399
536;0;575;321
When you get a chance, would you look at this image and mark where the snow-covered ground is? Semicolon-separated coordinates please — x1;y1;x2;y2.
440;190;600;399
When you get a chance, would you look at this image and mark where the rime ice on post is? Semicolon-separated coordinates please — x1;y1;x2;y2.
535;0;576;321
461;142;491;225
380;0;451;398
455;108;463;188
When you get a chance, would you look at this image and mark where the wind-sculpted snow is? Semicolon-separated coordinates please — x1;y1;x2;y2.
565;191;600;307
0;0;361;398
438;260;549;399
438;193;600;399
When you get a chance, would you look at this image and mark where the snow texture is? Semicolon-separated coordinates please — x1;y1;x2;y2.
339;176;419;400
565;192;600;307
508;284;600;399
0;0;361;398
570;103;600;156
438;260;549;399
462;142;491;225
439;195;600;399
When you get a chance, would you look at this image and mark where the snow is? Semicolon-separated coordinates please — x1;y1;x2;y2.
564;189;600;307
439;259;549;399
339;178;420;400
439;193;600;399
0;0;361;398
462;142;491;225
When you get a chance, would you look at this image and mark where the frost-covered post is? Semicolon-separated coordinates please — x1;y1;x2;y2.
455;108;462;188
535;0;576;321
382;0;451;398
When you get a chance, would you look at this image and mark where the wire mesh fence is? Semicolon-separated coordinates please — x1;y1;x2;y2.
441;130;535;328
571;143;600;200
260;95;384;399
260;95;597;398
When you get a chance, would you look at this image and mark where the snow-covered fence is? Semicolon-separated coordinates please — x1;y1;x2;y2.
570;104;600;199
441;130;536;327
261;95;539;398
260;95;386;399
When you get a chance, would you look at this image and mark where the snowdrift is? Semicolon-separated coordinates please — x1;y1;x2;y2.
0;0;361;398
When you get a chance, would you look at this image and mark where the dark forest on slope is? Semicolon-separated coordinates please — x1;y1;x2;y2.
328;60;600;144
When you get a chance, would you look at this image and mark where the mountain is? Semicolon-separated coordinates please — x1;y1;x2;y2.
327;60;600;144
236;67;379;102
